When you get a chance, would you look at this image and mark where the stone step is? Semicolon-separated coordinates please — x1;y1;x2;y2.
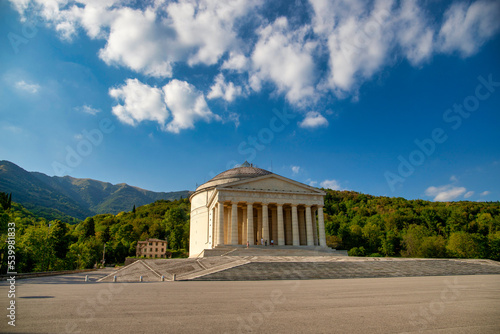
205;245;347;257
192;259;500;281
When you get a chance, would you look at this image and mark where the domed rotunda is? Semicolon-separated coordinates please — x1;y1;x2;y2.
189;162;327;257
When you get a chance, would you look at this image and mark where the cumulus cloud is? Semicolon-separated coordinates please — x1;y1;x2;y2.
299;111;328;129
425;184;467;201
109;78;219;133
437;0;500;57
207;73;244;102
320;179;342;190
163;79;220;133
98;7;176;78
480;191;491;197
109;78;168;127
15;80;40;93
291;165;300;174
251;17;318;104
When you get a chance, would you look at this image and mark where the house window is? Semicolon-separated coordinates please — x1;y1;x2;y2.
155;254;158;258
155;248;158;252
150;248;153;252
149;242;152;246
156;242;158;246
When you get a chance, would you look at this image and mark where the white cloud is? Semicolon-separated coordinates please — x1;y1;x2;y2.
221;52;249;72
437;0;500;57
299;111;328;129
166;0;262;66
464;191;474;198
291;165;300;174
15;80;40;93
98;7;175;78
11;0;262;78
320;179;342;190
251;17;318;104
109;78;168;127
425;184;467;201
450;175;458;182
75;105;101;115
207;73;244;102
109;78;220;133
163;79;220;133
309;0;395;93
480;191;491;197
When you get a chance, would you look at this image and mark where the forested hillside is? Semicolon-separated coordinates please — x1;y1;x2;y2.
323;190;500;260
0;198;190;273
0;160;191;222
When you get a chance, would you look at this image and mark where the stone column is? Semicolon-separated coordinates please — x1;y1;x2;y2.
305;205;314;246
284;207;292;245
257;207;262;244
271;207;277;244
231;203;238;245
262;204;269;244
247;203;254;245
291;205;299;246
312;207;318;245
217;202;224;246
242;207;247;245
277;204;285;245
298;207;306;245
224;206;230;244
318;206;327;247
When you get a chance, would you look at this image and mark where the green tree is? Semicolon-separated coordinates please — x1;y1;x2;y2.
401;225;429;257
164;208;188;250
81;217;95;238
420;235;447;258
49;220;70;259
446;231;480;258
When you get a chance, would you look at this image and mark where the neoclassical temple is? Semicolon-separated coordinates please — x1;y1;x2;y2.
189;162;327;257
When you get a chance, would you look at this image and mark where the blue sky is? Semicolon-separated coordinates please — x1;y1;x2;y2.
1;0;499;202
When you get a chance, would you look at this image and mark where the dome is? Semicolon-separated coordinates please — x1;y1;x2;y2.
195;162;272;192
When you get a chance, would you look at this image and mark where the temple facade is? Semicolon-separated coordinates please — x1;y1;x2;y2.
189;162;327;257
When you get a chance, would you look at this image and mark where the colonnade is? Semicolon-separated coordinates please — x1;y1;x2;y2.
213;201;327;247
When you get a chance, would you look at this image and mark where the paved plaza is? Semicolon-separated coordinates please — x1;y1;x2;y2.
1;267;499;334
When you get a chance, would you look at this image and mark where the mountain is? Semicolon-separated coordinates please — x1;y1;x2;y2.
0;160;191;222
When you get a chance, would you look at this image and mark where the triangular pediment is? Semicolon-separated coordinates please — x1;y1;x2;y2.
217;174;325;194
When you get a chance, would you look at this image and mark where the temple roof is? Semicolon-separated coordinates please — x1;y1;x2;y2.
195;162;272;191
211;162;272;181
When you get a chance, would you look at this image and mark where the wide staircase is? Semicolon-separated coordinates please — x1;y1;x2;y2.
200;245;348;257
98;253;500;282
